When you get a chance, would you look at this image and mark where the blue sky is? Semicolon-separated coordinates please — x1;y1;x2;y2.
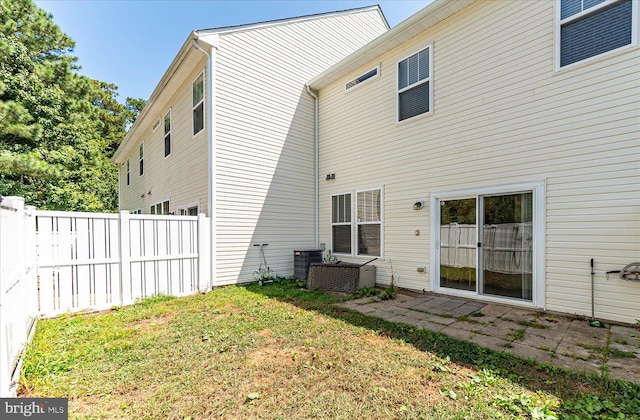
34;1;430;103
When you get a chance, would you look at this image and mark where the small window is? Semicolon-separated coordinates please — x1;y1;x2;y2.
126;159;130;186
345;66;379;91
164;111;171;157
193;73;204;135
131;209;141;214
398;46;432;122
139;143;144;176
331;193;352;254
151;200;170;215
357;188;382;257
558;0;635;68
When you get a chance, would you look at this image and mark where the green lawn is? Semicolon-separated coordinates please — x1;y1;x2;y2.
20;282;640;419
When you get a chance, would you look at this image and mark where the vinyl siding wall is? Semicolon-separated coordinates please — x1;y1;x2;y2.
212;10;388;285
317;1;639;323
119;56;209;216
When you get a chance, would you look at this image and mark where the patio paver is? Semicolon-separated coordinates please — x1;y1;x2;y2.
335;293;640;385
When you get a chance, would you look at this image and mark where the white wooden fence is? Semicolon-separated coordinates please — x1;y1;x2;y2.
440;223;533;274
0;200;210;396
0;197;38;397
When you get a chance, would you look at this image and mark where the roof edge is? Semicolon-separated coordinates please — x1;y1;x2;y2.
196;5;387;35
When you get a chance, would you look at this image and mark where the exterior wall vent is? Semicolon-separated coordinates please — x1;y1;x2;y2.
345;65;380;91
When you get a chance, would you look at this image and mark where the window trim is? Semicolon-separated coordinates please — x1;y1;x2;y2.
344;64;380;93
330;192;353;256
192;71;205;137
139;142;144;176
356;186;384;258
150;199;171;215
164;109;172;158
396;43;434;124
176;200;200;216
554;0;639;72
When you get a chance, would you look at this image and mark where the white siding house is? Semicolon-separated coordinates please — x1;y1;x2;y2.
112;7;389;285
308;0;639;324
114;0;639;324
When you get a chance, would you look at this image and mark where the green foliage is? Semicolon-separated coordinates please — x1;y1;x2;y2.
0;0;145;211
354;287;379;298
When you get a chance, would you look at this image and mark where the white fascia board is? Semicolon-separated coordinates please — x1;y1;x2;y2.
307;0;477;91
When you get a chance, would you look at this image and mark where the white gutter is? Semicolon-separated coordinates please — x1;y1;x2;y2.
305;85;319;249
191;36;217;290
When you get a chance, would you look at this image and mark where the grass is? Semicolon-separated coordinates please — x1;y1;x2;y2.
20;281;640;419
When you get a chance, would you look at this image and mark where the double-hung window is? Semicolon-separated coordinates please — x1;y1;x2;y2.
331;188;383;257
139;143;144;176
193;73;204;135
558;0;636;68
331;193;352;254
357;188;382;257
398;45;432;122
164;111;171;157
126;159;130;186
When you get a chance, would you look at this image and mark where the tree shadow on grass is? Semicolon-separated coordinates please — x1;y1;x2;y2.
243;281;640;419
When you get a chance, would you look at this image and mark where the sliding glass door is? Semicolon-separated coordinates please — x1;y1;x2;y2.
481;193;533;300
436;189;536;303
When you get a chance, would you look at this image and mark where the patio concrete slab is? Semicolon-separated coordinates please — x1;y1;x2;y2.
334;293;640;385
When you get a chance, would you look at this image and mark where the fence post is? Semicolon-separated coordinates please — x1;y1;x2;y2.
118;211;130;306
197;213;209;292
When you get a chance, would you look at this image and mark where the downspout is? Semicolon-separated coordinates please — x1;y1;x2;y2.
192;36;217;290
305;85;319;249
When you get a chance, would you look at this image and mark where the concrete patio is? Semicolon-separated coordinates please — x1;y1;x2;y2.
335;293;640;384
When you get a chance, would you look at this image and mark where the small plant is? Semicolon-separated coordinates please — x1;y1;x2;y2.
322;251;338;263
509;328;525;341
379;259;398;300
354;287;380;298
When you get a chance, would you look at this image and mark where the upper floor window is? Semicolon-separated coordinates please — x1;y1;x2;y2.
397;46;432;122
126;159;130;186
139;143;144;176
164;111;171;157
193;73;204;135
331;193;352;255
559;0;636;68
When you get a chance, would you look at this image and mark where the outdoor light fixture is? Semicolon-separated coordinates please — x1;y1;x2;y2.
325;173;335;180
413;201;424;210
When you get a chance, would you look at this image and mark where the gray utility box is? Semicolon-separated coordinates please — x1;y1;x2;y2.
359;265;376;289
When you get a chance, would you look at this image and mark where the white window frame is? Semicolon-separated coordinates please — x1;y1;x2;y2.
344;65;380;93
139;142;144;176
330;192;353;256
150;199;170;215
356;187;384;258
555;0;639;72
126;159;130;186
396;44;433;124
429;181;546;309
176;200;200;216
164;110;172;158
192;71;205;137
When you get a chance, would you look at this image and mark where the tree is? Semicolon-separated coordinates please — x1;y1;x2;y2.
0;0;144;211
